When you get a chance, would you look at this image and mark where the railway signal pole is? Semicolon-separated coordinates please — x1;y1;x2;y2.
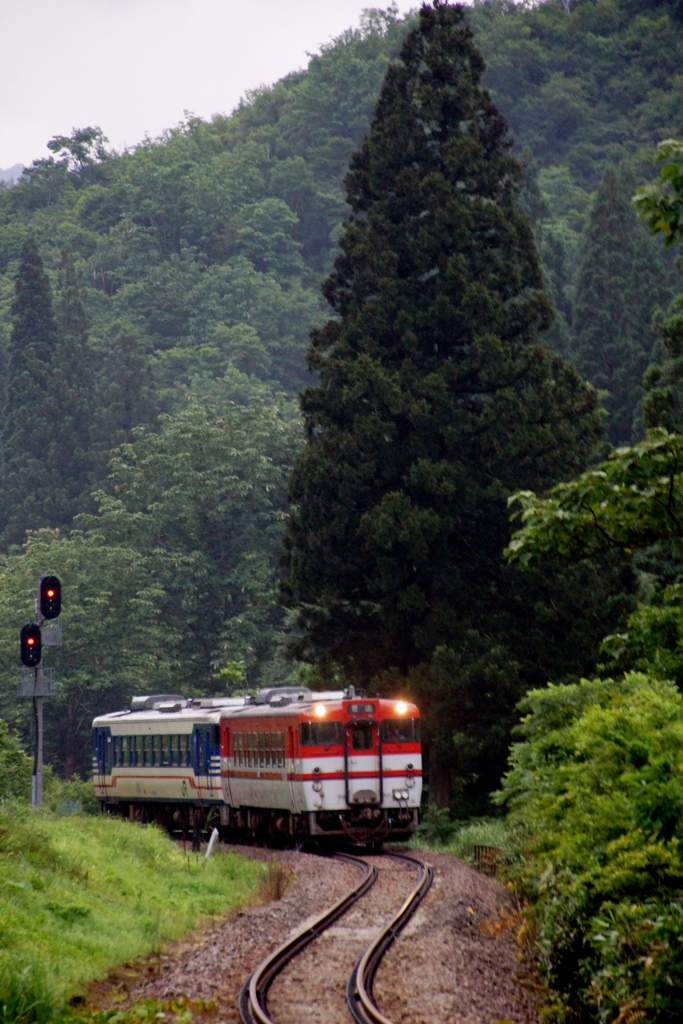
17;574;62;807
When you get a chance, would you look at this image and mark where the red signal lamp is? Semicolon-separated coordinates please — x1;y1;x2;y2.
39;575;61;620
20;623;42;667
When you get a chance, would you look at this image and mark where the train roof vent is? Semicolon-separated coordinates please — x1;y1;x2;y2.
130;694;186;711
254;686;313;706
189;697;248;708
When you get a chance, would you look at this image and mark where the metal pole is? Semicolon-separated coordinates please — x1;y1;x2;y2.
31;665;44;808
35;690;44;807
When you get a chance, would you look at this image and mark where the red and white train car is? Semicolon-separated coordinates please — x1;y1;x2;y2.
221;686;421;842
93;685;421;844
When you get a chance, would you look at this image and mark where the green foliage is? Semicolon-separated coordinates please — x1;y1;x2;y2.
82;377;302;694
0;806;263;1022
0;529;178;777
507;428;683;567
416;805;456;847
1;239;61;546
643;294;683;436
0;718;32;802
44;775;100;817
443;817;510;864
0;952;65;1024
634;139;683;248
499;673;683;1023
472;0;683;192
571;167;674;444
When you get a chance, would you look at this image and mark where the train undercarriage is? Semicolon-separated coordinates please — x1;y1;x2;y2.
102;799;419;848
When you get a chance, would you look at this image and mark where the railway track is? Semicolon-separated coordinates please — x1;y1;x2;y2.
238;850;433;1024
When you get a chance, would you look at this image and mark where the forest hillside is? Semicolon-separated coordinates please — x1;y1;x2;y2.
0;0;681;776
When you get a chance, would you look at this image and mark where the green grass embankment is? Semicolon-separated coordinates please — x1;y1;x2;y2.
0;805;264;1022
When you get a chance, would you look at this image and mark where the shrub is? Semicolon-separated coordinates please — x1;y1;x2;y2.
0;720;32;802
498;673;683;1023
416;805;456;846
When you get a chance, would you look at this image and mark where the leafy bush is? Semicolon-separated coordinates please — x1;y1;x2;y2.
44;776;99;816
498;673;683;1023
0;720;32;802
416;805;456;846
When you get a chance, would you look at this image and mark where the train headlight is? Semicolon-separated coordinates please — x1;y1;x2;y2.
314;703;326;718
393;789;410;801
395;701;408;715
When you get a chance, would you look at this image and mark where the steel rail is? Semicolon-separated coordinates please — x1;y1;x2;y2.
238;852;378;1024
346;851;434;1024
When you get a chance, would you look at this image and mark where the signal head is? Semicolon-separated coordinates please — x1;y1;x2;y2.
39;575;61;620
20;623;42;667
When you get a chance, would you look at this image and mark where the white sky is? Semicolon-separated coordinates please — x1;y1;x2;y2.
0;0;417;170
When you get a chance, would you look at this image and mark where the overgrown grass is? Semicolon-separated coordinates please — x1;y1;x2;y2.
0;804;264;1023
413;806;514;864
443;818;512;862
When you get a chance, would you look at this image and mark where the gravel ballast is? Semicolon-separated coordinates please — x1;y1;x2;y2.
86;844;540;1024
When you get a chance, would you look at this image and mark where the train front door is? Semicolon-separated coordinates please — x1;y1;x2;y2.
345;720;381;806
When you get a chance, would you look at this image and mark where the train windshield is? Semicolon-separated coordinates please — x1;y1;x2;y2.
351;722;374;751
381;718;420;743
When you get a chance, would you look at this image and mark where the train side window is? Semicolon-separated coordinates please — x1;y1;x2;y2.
161;735;170;765
246;733;252;768
264;732;271;767
135;735;144;767
270;732;276;768
121;737;129;767
234;733;240;766
143;735;152;766
239;733;245;767
300;722;342;747
351;722;374;751
152;734;161;766
381;719;420;743
278;732;285;768
257;732;264;767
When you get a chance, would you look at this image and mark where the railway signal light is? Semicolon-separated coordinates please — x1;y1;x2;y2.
39;575;61;620
20;623;42;667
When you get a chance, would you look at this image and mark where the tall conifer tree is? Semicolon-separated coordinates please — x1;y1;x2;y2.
1;238;61;545
283;2;616;809
1;243;100;545
572;166;673;445
50;248;96;517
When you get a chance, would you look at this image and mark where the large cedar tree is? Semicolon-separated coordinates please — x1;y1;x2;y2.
283;3;621;807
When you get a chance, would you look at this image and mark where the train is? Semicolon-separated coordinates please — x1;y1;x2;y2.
93;685;422;845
